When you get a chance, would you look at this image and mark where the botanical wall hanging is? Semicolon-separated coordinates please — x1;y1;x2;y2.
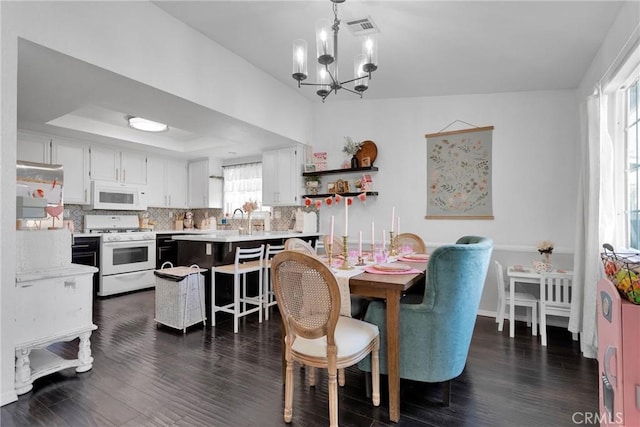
425;124;494;219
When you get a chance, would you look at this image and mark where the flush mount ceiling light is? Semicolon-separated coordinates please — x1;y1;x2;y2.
127;116;169;132
292;0;379;102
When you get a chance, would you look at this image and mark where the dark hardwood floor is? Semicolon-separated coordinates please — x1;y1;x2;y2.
2;289;598;426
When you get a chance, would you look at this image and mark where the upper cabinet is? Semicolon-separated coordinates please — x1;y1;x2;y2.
17;131;90;205
147;156;188;208
262;146;302;206
188;159;209;208
89;146;147;185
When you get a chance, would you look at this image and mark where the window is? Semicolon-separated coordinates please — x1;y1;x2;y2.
222;163;263;215
627;80;640;249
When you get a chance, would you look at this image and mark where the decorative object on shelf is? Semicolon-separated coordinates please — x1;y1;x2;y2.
291;0;379;102
342;137;363;169
355;140;378;166
313;152;328;171
335;179;350;193
304;174;321;195
327;182;336;193
304;164;317;173
183;211;194;230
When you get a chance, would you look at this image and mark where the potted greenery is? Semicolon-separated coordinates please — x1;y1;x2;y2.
304;174;321;195
342;136;363;168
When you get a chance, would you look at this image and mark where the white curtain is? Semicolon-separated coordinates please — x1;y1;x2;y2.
570;89;618;359
223;163;263;215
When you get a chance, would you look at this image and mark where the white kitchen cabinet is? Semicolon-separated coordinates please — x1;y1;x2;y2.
89;146;147;185
188;159;209;208
51;139;90;204
262;146;302;206
17;131;90;204
17;131;50;163
147;156;188;208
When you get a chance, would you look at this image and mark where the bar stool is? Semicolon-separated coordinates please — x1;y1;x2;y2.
211;245;265;333
263;243;285;320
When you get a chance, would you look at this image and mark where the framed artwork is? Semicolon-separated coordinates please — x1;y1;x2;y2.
361;156;371;167
425;125;494;219
304;164;316;173
336;179;346;193
327;182;336;193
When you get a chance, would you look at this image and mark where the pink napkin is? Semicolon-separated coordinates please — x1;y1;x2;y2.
363;266;422;275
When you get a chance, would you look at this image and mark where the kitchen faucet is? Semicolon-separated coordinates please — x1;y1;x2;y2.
233;208;244;220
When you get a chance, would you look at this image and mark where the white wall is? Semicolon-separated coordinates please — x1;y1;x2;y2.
310;90;580;313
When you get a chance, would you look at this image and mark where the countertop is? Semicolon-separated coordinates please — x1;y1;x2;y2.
171;231;320;243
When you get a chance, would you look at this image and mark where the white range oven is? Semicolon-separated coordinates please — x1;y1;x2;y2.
85;215;156;297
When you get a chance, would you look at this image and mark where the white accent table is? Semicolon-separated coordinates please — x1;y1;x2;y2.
14;264;98;395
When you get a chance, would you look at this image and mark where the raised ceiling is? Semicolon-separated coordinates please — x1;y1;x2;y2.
17;1;624;160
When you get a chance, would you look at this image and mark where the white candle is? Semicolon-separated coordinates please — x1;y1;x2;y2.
330;216;334;242
382;229;386;248
371;221;375;246
344;199;349;236
359;231;363;256
391;207;395;233
397;217;400;236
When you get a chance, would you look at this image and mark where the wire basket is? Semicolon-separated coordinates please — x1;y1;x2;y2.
600;244;640;304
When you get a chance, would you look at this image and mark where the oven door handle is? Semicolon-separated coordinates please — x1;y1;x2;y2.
102;241;155;247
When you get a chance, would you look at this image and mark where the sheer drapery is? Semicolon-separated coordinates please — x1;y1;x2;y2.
570;89;617;359
223;163;263;215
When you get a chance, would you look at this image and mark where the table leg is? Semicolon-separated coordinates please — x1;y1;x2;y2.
509;278;515;338
386;289;401;422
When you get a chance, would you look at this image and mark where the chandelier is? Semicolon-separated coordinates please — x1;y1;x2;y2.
292;0;378;102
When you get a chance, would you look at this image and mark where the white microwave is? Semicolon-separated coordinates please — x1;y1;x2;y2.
85;180;148;211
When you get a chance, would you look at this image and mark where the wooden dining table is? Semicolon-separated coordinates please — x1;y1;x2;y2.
349;260;427;423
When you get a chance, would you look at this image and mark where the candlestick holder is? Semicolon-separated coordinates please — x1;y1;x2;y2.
369;243;375;262
389;231;399;256
356;255;365;266
327;243;333;267
339;235;353;270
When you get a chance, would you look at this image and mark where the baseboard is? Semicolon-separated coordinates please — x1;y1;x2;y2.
1;390;18;407
477;310;570;328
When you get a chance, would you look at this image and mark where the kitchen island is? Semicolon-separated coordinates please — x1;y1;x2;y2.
172;231;321;268
170;231;321;320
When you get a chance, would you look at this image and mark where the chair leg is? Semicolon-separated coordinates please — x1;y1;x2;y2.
328;366;338;427
442;380;451;407
284;357;294;423
263;269;270;321
532;303;538;336
211;269;216;327
233;273;240;334
372;344;380;407
309;367;316;386
496;300;505;332
338;368;345;387
258;268;263;324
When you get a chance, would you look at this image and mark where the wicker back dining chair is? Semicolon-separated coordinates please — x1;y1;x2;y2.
396;233;427;254
322;235;344;257
284;237;317;256
271;251;380;427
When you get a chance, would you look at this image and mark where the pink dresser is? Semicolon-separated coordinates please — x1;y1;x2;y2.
597;278;640;426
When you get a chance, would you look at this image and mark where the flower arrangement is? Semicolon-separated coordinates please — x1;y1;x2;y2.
537;240;554;255
342;136;362;157
242;200;259;214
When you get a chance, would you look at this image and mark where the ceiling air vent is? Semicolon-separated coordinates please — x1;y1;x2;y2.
345;16;380;36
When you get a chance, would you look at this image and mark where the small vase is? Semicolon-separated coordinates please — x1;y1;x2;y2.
246;212;252;235
351;156;359;169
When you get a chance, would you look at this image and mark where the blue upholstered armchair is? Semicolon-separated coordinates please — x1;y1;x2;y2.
358;235;493;405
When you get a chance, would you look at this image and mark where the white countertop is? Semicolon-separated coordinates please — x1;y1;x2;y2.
171;231;320;243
